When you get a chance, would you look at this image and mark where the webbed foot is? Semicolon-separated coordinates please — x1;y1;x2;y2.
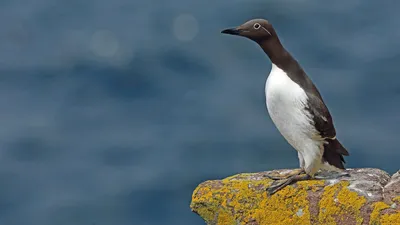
264;168;305;180
266;174;311;196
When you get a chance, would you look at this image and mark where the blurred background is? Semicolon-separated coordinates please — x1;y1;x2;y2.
0;0;400;224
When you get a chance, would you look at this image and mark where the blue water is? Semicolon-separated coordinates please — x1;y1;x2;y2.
0;0;400;224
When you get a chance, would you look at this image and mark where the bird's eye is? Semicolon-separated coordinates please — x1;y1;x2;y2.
253;23;261;29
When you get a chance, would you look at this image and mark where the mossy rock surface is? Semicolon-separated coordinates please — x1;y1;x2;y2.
190;168;400;225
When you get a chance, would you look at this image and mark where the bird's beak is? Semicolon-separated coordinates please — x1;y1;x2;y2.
221;27;242;35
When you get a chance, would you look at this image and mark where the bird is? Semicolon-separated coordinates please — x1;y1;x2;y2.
221;19;350;195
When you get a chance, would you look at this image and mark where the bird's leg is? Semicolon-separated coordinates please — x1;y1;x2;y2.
264;168;305;180
266;170;351;196
266;173;312;196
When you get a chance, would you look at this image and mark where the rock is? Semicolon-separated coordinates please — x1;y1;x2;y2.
190;168;400;225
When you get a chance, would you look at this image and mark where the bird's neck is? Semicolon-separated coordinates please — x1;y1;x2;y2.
259;38;295;68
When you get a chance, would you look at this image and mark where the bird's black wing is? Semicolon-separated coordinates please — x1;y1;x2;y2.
305;92;349;158
304;92;336;139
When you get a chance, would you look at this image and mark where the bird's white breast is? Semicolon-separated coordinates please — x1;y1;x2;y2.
265;64;321;168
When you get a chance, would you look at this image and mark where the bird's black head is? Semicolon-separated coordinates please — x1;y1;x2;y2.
221;18;288;64
221;19;276;43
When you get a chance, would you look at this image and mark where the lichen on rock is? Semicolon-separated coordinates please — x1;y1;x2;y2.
190;168;400;225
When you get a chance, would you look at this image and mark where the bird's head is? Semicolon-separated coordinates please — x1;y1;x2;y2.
221;19;276;43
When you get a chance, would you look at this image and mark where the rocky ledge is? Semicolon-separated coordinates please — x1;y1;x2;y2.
190;168;400;225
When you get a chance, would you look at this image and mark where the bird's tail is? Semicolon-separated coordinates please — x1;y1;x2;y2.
322;138;349;169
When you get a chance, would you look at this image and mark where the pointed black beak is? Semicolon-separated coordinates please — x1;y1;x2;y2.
221;28;241;35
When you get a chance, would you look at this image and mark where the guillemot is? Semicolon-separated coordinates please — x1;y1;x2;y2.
221;19;350;195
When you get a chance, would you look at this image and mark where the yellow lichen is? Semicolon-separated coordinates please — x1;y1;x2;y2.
380;211;400;224
368;199;400;225
216;209;236;225
318;181;366;225
191;183;221;223
374;195;400;224
370;202;390;225
252;183;314;225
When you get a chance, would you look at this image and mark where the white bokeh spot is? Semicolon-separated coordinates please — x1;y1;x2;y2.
173;14;199;41
90;30;119;58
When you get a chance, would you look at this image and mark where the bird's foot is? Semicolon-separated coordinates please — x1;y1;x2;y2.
266;174;311;196
264;168;305;180
266;170;351;196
